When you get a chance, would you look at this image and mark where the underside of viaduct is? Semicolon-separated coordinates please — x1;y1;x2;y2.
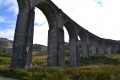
10;0;120;68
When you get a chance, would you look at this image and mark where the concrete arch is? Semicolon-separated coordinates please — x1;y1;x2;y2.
35;2;57;29
10;0;120;69
35;2;59;67
64;22;80;66
64;22;77;39
11;0;59;68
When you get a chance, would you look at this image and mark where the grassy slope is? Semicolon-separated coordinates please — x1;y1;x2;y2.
0;38;81;54
0;54;120;80
0;38;12;48
0;38;13;53
0;38;48;53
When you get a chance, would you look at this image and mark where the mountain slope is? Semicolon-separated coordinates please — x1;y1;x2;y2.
0;38;82;53
0;38;13;53
0;38;47;53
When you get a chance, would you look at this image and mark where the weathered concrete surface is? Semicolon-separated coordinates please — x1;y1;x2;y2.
64;22;80;66
98;40;105;54
10;0;34;68
91;40;98;55
99;47;105;54
11;0;120;68
106;44;112;55
91;46;97;55
58;28;65;67
79;32;90;59
47;29;59;67
112;44;119;54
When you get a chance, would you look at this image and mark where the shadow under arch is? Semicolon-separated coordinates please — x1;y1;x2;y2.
64;22;80;66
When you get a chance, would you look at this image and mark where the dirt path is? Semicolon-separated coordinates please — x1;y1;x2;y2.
0;76;17;80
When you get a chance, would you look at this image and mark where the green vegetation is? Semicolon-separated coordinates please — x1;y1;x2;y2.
0;38;79;54
0;52;11;58
32;55;47;66
0;38;48;54
0;38;120;80
32;44;47;55
0;38;13;53
0;53;120;80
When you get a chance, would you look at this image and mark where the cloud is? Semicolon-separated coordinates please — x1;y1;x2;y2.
93;0;104;7
33;24;49;46
33;0;120;45
0;0;120;46
0;16;5;22
52;0;120;40
97;1;104;7
6;24;15;28
0;0;18;15
0;16;16;27
64;27;69;42
0;28;15;40
35;21;47;27
0;0;3;7
34;8;48;25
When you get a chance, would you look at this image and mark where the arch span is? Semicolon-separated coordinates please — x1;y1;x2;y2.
64;22;80;66
11;0;120;68
10;0;59;68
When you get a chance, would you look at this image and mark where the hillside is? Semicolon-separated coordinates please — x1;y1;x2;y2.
32;44;47;53
0;38;47;53
0;38;13;53
1;53;120;80
0;38;79;53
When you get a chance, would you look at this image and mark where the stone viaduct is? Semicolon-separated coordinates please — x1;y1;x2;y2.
10;0;120;68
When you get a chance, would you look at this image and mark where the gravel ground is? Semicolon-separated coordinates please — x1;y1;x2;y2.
0;76;17;80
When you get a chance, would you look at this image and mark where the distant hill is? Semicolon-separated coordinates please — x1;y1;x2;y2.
32;44;47;53
0;38;47;53
0;38;81;53
0;38;13;53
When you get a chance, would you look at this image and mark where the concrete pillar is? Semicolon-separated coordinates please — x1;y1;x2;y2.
47;29;59;67
10;4;35;68
58;28;65;67
91;40;98;55
112;44;119;54
69;37;80;66
115;45;119;53
81;33;90;59
64;22;80;66
106;44;112;54
99;47;105;54
91;46;97;55
99;42;105;54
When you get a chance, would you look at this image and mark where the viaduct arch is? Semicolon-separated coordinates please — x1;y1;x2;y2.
10;0;120;68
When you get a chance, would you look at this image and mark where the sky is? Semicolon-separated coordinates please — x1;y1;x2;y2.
0;0;120;46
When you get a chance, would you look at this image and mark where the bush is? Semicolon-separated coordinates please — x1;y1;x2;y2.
0;52;11;58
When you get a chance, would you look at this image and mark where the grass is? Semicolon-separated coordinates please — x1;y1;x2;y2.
0;57;10;65
80;54;120;66
0;53;120;80
32;55;47;66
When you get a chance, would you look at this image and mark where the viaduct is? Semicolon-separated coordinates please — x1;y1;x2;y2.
10;0;120;68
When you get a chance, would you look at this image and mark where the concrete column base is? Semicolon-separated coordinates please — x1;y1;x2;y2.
69;38;80;66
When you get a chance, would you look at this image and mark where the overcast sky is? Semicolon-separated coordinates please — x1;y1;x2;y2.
0;0;120;46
